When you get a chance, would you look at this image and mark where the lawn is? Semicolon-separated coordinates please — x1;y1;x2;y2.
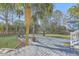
46;34;70;39
0;35;17;48
0;34;70;48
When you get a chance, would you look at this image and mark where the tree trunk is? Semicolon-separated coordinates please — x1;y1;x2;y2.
43;30;45;36
18;15;21;34
5;10;9;34
5;20;8;34
32;23;36;42
5;15;8;34
25;3;31;46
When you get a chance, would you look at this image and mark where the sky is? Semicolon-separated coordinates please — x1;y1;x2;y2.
54;3;76;14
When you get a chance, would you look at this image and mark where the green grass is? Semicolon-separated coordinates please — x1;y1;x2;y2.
64;43;70;46
0;34;70;48
46;34;70;39
0;35;17;48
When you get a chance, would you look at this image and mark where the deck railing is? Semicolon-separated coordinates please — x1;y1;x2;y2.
70;30;79;46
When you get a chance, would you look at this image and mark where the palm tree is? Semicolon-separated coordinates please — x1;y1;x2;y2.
31;3;54;36
15;3;24;35
39;4;53;36
68;4;79;30
68;4;79;19
25;3;31;45
14;3;30;46
31;15;37;42
21;3;53;45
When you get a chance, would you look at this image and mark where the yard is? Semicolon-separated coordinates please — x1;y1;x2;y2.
0;34;70;48
0;35;17;48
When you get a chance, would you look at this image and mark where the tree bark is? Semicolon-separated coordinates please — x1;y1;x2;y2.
43;30;45;36
5;20;8;33
25;3;31;46
5;14;8;34
32;22;36;42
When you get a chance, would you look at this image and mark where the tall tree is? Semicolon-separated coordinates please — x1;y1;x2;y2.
68;4;79;19
0;3;15;33
15;3;24;35
25;3;31;45
68;4;79;29
31;3;54;36
52;10;63;26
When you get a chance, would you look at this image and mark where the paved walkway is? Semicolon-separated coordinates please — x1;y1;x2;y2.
0;36;79;56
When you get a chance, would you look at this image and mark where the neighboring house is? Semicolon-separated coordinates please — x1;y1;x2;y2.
65;19;79;32
67;19;79;48
65;19;79;47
